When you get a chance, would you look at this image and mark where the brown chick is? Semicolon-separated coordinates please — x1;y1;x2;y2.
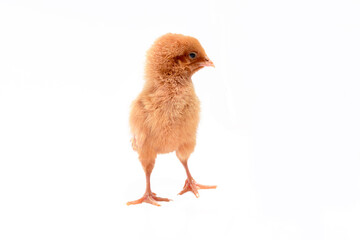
127;33;216;206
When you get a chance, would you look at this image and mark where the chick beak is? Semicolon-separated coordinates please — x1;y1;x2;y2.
200;57;215;68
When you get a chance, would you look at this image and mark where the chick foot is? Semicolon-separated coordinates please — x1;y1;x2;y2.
127;192;171;206
178;178;217;198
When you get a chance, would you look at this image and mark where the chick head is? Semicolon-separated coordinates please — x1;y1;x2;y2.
145;33;214;79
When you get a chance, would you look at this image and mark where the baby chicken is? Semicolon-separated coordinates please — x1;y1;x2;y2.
127;33;216;206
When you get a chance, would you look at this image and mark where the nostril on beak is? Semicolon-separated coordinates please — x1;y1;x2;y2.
200;56;215;68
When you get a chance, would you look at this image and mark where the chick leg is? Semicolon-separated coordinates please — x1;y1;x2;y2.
127;154;171;206
178;161;217;198
176;146;217;197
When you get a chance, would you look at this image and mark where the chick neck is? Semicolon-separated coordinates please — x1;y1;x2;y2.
144;71;195;96
146;64;194;84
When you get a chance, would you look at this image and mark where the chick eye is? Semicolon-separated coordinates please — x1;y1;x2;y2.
189;52;197;59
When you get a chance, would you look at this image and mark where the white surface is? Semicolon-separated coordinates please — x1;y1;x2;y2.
1;0;360;239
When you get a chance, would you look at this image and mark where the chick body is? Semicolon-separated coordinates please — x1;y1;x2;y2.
130;79;199;155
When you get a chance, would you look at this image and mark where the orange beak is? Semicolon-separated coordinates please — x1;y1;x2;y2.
200;57;215;68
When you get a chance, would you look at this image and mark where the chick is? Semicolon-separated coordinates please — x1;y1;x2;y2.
127;33;216;206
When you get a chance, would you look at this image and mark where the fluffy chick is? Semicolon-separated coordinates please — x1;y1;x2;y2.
127;33;216;206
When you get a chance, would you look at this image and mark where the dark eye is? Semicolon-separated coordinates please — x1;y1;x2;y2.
189;52;197;59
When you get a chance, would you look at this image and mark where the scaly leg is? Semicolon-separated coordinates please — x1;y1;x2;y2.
178;161;217;198
127;171;171;206
127;155;171;206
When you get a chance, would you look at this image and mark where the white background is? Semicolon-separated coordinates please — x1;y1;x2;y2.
1;0;359;239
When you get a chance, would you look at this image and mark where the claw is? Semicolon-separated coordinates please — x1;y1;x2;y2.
127;192;171;206
178;178;216;198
